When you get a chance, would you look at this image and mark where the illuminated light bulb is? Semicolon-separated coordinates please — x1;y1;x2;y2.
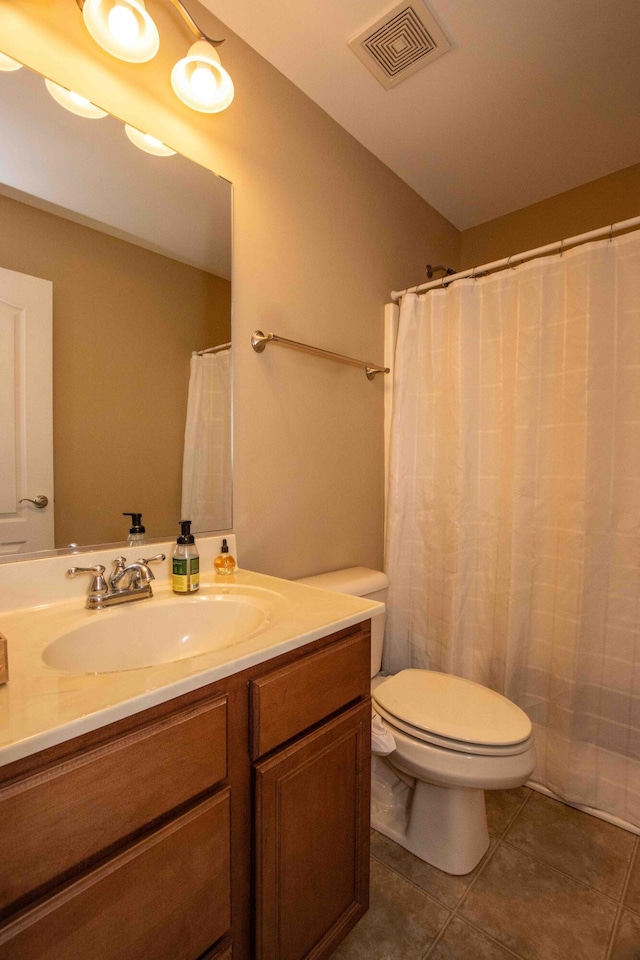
44;78;108;119
125;124;176;156
81;0;159;64
190;63;218;101
171;40;234;114
107;4;140;48
0;52;23;72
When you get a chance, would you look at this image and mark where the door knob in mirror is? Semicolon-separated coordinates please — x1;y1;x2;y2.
19;495;49;509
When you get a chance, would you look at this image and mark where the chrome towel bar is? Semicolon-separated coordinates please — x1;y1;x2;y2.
251;330;389;381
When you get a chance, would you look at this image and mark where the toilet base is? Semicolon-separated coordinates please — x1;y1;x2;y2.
372;775;490;875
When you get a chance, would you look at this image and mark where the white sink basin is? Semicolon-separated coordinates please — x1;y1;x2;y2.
42;586;287;673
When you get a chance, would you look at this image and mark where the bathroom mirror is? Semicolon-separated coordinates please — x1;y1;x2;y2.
0;62;232;559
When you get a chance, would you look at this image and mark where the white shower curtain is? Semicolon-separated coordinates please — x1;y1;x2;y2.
181;349;232;532
385;230;640;829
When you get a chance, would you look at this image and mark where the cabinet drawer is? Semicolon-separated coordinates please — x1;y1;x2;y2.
250;627;370;759
0;695;227;913
0;791;231;960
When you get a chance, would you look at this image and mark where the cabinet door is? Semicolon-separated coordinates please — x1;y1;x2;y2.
255;700;370;960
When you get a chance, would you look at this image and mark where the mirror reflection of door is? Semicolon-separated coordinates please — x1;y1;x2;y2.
0;266;54;554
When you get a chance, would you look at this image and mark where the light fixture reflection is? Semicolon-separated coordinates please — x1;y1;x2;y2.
125;124;177;156
44;78;109;118
81;0;160;63
171;40;234;114
0;52;23;72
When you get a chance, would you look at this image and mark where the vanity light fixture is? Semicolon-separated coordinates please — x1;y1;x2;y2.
79;0;160;63
0;52;23;71
44;78;109;119
170;39;233;114
76;0;234;113
125;123;177;155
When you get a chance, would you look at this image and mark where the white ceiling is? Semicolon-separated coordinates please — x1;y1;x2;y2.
203;0;640;229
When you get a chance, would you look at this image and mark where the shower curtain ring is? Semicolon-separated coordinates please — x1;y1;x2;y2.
507;255;516;270
609;224;614;243
559;238;564;257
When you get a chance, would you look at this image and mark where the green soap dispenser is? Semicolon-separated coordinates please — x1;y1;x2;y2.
172;521;200;594
123;512;146;547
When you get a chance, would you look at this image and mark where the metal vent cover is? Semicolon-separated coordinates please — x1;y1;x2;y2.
348;0;451;89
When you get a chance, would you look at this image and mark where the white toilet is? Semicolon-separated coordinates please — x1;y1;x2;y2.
296;566;536;875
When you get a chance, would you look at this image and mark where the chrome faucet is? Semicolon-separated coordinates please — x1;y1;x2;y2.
68;554;166;610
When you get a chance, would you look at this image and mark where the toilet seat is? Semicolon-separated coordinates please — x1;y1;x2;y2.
372;669;532;757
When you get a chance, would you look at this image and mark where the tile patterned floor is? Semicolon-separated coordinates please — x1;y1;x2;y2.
331;789;640;960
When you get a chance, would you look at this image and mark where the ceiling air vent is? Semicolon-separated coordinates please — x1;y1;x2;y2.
348;0;451;90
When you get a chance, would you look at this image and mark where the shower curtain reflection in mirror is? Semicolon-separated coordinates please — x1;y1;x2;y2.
181;348;232;533
385;230;640;831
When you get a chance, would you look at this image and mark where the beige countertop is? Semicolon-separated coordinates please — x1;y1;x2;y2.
0;564;382;767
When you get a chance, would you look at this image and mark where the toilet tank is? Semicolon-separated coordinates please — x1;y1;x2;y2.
294;567;388;678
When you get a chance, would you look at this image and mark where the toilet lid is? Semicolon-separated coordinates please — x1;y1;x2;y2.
372;670;531;747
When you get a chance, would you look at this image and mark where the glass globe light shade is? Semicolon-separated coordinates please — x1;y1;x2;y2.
81;0;160;63
125;124;177;156
0;52;23;72
44;79;109;119
171;40;234;114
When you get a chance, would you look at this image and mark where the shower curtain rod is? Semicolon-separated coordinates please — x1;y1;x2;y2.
391;214;640;302
194;342;231;356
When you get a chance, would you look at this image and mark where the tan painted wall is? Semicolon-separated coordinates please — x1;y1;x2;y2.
0;193;230;547
460;163;640;269
0;0;459;578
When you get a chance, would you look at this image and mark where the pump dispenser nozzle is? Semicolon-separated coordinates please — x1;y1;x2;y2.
123;512;145;546
177;520;195;544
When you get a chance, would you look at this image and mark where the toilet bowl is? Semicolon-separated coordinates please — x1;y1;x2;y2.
295;567;536;875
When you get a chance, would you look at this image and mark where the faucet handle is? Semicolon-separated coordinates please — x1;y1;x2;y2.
132;554;166;587
67;565;108;597
67;564;106;577
135;554;166;565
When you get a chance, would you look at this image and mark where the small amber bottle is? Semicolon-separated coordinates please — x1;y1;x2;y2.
214;538;236;575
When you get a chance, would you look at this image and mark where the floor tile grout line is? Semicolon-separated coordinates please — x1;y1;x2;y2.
367;850;458;960
498;834;632;906
421;912;455;960
424;837;505;958
444;913;532;960
501;787;533;839
370;831;501;915
451;835;502;908
365;794;639;960
425;827;624;960
369;835;505;959
369;850;461;913
492;787;535;842
604;835;640;960
620;834;639;904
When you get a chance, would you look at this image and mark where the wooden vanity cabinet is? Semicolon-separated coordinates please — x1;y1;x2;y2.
0;620;372;960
